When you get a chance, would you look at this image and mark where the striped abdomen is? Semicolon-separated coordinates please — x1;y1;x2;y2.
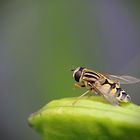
100;79;131;103
116;88;131;102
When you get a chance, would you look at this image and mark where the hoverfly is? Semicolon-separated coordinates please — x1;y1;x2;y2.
72;67;140;106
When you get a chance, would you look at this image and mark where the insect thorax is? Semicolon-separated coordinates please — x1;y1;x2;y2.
82;69;100;82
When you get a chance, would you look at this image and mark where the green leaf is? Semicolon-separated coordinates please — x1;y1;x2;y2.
28;96;140;140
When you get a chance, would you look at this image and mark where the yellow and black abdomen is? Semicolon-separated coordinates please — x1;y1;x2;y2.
116;88;131;102
101;79;131;103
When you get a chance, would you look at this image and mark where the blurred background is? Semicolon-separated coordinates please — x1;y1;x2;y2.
1;1;140;140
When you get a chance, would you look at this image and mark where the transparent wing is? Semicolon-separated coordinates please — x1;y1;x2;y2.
92;84;119;106
103;93;119;106
107;75;140;84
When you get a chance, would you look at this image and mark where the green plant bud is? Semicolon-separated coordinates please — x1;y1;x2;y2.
28;96;140;140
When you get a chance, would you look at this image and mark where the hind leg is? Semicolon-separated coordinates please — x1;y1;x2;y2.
87;88;95;97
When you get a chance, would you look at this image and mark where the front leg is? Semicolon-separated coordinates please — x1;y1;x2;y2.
74;83;85;89
83;80;88;88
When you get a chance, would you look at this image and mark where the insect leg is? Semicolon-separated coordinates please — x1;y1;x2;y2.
87;88;95;97
72;90;91;105
83;80;88;87
74;83;85;88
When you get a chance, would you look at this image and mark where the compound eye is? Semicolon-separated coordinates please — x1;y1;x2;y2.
73;67;84;82
74;70;82;82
